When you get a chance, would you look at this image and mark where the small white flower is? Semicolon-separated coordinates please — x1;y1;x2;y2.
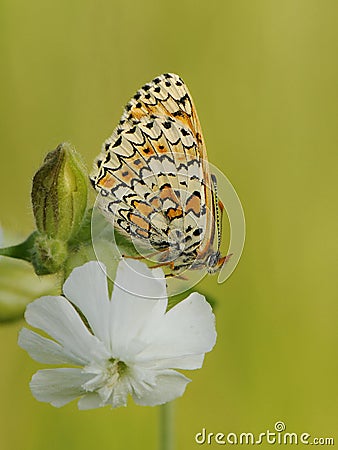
18;259;216;409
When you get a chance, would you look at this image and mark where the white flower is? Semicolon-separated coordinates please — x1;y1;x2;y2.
18;259;216;409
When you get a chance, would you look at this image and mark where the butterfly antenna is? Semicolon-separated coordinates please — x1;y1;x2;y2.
211;174;223;252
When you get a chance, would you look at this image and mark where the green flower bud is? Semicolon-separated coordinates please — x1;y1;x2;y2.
31;143;88;242
31;234;68;275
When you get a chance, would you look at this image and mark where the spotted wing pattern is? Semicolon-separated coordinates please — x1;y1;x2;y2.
91;73;220;272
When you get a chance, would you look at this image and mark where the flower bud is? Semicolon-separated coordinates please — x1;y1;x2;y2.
31;234;68;275
31;143;88;242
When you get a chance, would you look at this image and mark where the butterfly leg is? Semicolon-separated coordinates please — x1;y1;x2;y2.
122;253;146;260
149;261;172;269
165;273;188;280
122;248;169;261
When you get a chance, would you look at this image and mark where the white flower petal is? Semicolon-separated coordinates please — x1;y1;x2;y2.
110;260;168;358
19;259;216;410
30;369;93;407
106;381;131;408
63;261;111;347
136;293;216;365
141;354;205;370
18;328;84;365
25;296;109;364
78;392;103;410
132;369;191;406
113;259;167;300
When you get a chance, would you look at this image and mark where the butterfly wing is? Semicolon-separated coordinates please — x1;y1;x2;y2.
120;72;217;259
91;73;218;269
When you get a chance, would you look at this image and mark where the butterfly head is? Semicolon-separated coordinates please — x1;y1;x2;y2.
205;251;232;274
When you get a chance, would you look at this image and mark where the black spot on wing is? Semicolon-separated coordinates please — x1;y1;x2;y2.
113;136;122;147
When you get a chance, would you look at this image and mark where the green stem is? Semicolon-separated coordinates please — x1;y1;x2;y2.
0;232;37;263
159;402;174;450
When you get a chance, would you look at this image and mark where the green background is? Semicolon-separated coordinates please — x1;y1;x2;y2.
0;0;337;449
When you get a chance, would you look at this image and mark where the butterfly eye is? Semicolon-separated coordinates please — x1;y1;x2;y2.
206;252;221;271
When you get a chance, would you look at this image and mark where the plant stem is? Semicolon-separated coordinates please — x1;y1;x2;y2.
0;232;37;262
159;402;174;450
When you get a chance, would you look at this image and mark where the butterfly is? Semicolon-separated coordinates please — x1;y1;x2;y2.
90;73;230;276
